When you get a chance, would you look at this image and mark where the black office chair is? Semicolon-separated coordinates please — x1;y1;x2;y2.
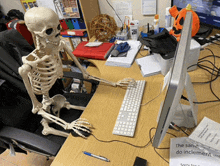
0;29;98;157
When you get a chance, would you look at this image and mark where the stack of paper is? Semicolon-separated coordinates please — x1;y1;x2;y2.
170;117;220;166
135;54;161;77
105;40;142;68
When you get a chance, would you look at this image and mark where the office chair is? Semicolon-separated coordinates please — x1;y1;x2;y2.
0;29;98;157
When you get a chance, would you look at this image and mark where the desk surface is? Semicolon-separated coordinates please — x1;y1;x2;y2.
51;44;220;166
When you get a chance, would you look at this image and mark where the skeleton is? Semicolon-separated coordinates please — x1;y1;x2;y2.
18;7;135;138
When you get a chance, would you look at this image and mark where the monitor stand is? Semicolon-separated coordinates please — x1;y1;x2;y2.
172;73;198;128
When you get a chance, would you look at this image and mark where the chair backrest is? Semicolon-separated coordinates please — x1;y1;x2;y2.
0;29;41;131
0;29;34;93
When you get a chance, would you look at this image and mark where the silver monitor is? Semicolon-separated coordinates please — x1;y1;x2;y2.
152;12;198;148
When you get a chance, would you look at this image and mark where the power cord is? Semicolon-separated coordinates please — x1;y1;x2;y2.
183;48;220;104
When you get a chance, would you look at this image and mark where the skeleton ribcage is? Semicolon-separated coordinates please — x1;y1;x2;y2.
29;58;61;95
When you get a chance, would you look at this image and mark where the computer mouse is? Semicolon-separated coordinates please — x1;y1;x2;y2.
70;127;91;138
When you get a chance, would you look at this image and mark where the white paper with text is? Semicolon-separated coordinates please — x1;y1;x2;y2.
170;137;220;166
188;117;220;153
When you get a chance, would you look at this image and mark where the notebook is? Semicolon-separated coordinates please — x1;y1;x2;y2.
72;41;115;60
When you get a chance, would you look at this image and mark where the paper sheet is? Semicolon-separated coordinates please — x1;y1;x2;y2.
112;1;132;27
188;117;220;153
36;0;63;19
136;54;161;77
170;137;220;166
142;0;156;15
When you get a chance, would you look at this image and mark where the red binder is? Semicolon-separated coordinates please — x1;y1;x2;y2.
72;42;115;60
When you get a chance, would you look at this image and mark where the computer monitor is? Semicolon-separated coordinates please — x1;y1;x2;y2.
152;12;198;148
172;0;220;29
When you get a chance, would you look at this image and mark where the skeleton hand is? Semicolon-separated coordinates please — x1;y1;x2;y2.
116;78;136;87
65;118;92;138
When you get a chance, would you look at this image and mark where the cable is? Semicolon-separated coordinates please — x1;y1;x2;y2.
106;0;123;27
91;133;152;148
149;127;176;164
92;127;176;164
154;148;169;164
182;48;220;104
141;84;162;106
139;50;148;57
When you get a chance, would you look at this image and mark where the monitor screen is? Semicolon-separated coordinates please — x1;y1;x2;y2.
172;0;220;28
152;12;198;148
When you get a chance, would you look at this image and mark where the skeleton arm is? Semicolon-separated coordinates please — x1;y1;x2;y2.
62;41;136;87
19;63;42;114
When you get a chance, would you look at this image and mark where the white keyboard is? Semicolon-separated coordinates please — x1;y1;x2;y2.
112;80;146;137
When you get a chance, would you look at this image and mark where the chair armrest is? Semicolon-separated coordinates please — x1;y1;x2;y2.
0;126;61;156
63;71;99;84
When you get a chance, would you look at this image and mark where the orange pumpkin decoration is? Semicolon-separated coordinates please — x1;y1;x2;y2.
169;4;200;42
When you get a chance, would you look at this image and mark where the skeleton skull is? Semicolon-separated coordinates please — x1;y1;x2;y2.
24;7;61;46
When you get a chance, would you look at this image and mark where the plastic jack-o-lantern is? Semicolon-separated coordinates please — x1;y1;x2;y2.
169;4;200;42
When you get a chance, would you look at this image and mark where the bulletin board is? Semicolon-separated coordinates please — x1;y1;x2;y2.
20;0;38;12
60;0;80;18
36;0;80;19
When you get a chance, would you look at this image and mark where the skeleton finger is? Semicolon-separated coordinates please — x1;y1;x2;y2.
116;78;136;87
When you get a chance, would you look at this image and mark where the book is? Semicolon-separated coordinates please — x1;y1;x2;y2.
72;41;115;60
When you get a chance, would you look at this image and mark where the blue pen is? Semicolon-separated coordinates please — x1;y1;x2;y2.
83;151;110;162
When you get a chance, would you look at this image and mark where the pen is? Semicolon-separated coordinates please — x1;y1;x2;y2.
83;151;110;162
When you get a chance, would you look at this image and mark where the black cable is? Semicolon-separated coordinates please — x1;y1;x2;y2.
92;127;177;164
211;41;220;46
154;148;169;164
139;49;148;57
106;0;123;26
91;133;152;148
177;127;189;136
203;48;220;100
194;100;220;104
182;48;220;104
149;127;177;164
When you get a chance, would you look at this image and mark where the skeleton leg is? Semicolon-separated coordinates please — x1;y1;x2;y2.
41;118;69;137
64;102;85;111
62;42;136;87
38;109;91;138
18;64;42;114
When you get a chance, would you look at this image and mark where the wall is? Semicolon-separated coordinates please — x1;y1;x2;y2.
98;0;171;28
0;0;171;27
0;0;25;15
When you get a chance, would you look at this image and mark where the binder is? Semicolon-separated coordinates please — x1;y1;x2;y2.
72;41;115;60
60;19;69;30
65;19;74;29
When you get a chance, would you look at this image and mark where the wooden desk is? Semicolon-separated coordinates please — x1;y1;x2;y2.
51;44;220;166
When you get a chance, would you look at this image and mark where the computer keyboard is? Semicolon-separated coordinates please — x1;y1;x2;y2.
112;80;146;137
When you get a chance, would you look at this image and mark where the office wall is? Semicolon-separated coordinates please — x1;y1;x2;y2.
0;0;25;15
0;0;171;27
98;0;171;27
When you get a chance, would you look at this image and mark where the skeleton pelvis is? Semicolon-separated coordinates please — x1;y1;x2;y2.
42;94;67;116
